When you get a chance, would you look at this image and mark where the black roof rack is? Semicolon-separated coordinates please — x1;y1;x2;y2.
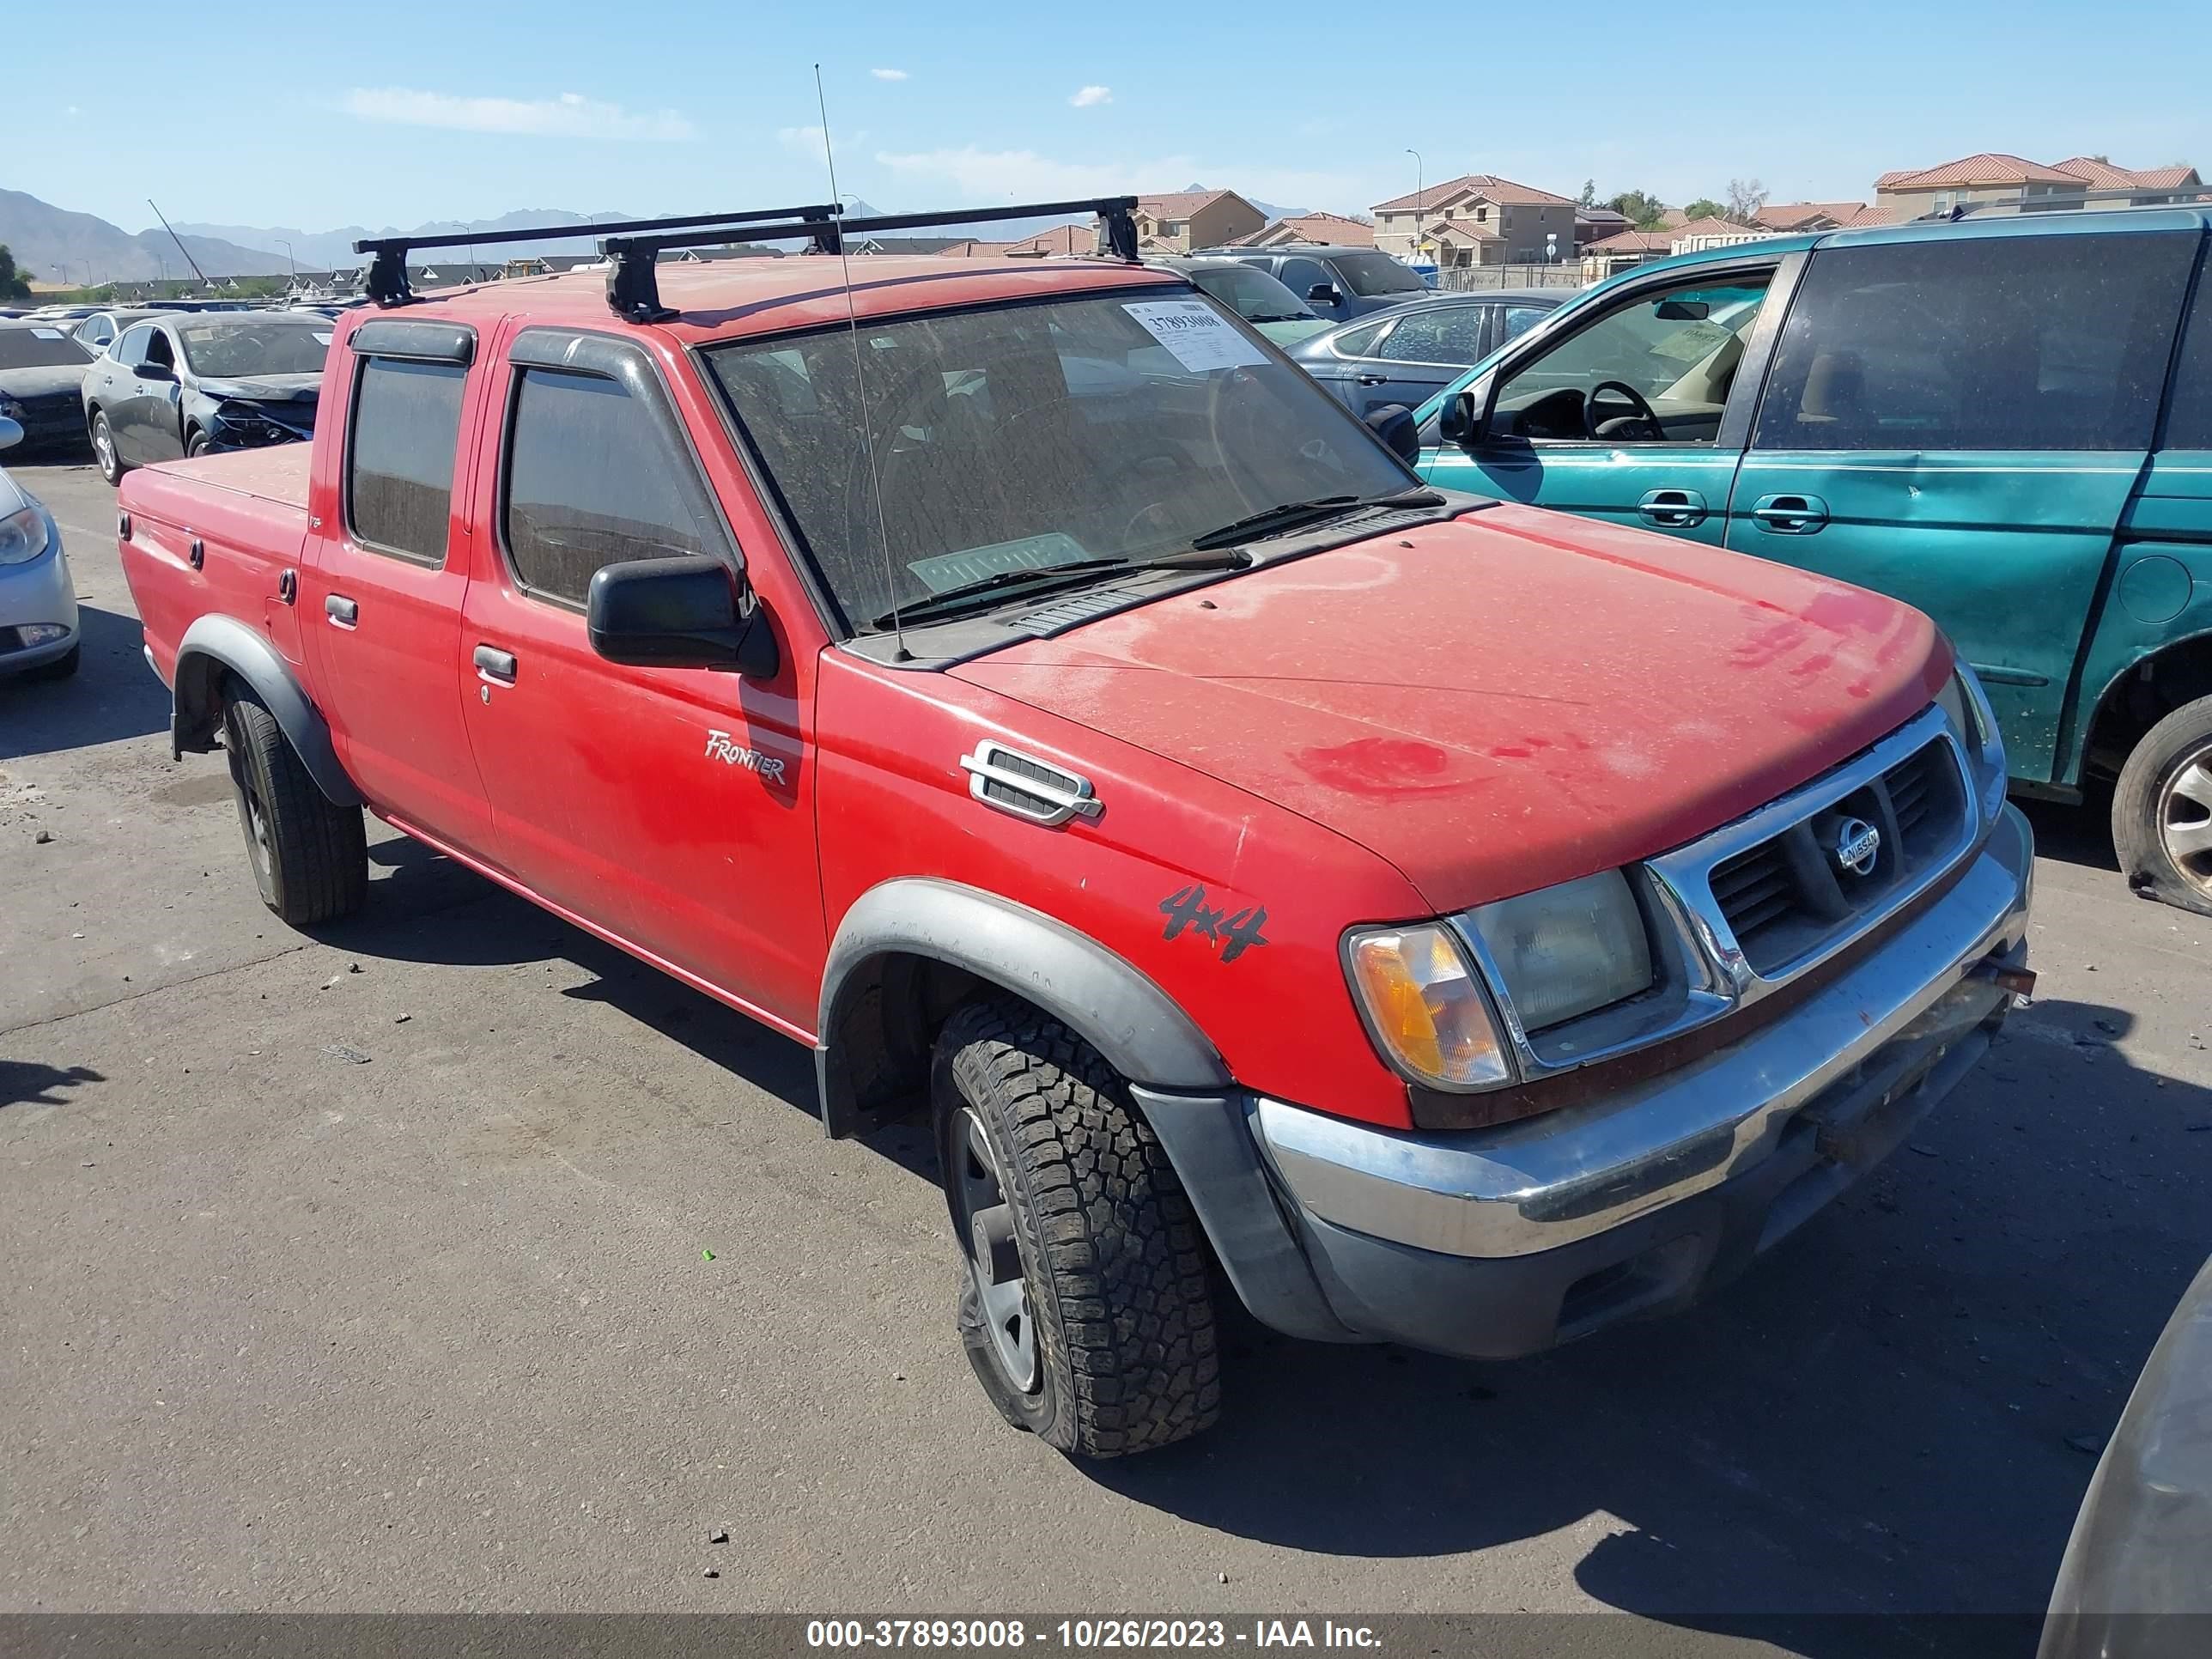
1919;183;2210;222
353;204;842;308
599;195;1142;323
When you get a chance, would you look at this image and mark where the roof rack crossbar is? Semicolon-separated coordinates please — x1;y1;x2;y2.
599;195;1142;323
1924;183;2211;222
353;204;843;309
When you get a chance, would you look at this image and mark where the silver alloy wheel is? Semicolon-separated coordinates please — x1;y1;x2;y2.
2160;746;2212;898
953;1107;1037;1395
92;414;115;476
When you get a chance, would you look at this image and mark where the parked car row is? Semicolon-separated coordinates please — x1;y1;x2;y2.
0;413;79;679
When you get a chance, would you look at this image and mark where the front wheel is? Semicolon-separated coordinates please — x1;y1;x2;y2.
185;428;211;459
933;999;1220;1458
90;410;125;484
2112;695;2212;916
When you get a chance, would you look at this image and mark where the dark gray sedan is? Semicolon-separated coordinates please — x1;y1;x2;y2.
83;313;329;482
1288;289;1568;417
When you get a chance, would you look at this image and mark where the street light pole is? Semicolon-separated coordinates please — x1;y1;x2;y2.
1405;149;1424;266
276;239;295;278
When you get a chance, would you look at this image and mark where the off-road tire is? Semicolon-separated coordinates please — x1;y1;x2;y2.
221;682;367;927
2113;695;2212;917
933;999;1220;1458
89;410;126;484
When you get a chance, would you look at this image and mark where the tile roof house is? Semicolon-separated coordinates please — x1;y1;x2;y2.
1370;173;1577;267
1133;190;1264;252
1668;216;1774;254
1875;154;2202;216
996;222;1100;258
1574;206;1632;248
1236;211;1375;248
1578;227;1676;279
1753;201;1906;232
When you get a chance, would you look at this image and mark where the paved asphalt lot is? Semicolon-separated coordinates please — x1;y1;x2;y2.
4;457;2210;1649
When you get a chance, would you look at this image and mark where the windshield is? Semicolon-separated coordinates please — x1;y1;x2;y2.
175;322;331;379
1334;252;1426;297
1185;265;1314;323
0;327;94;369
704;292;1413;632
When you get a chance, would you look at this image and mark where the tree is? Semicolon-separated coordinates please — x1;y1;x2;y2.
0;244;31;303
1577;179;1596;209
1604;189;1670;230
1683;198;1726;222
1725;177;1769;222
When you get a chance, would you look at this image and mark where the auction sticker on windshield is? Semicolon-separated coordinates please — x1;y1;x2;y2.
1122;300;1268;373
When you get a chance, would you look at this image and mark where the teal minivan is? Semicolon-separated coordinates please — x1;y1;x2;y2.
1416;204;2212;915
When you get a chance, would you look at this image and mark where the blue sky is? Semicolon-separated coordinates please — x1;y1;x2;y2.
12;0;2210;234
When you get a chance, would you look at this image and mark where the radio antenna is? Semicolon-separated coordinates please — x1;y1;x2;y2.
815;64;907;661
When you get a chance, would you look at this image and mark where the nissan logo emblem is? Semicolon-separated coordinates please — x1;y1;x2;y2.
1832;817;1881;877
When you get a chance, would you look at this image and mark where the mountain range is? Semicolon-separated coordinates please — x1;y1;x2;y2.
4;184;1318;288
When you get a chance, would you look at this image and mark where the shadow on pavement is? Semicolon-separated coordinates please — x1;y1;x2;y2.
0;605;167;761
0;1060;106;1109
1083;1002;2211;1654
2019;794;2120;875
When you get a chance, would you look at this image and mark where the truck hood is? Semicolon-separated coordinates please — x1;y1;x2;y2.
952;503;1949;913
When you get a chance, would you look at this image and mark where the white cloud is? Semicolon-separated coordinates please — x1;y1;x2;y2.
1069;86;1112;108
65;105;81;117
341;87;695;142
870;68;908;81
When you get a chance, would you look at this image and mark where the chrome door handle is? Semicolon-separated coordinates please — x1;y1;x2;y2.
1637;488;1707;527
325;594;357;628
1354;372;1389;386
473;644;517;685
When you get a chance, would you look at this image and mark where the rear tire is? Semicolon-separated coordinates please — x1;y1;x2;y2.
90;410;125;484
2112;694;2212;917
933;998;1220;1458
220;682;367;926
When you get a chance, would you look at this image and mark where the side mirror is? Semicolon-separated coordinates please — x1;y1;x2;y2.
138;360;176;382
1362;403;1420;465
1437;389;1487;449
1305;283;1342;307
586;554;779;678
0;416;21;453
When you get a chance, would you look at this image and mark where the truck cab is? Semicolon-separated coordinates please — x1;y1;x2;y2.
117;199;2033;1458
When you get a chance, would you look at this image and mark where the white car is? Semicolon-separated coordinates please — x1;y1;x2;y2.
0;416;79;679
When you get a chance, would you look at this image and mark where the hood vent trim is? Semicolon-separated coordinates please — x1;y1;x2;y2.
959;741;1103;828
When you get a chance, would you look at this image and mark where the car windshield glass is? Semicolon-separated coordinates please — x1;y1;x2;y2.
175;323;331;378
1334;252;1426;297
1185;265;1314;322
703;292;1413;632
0;328;94;368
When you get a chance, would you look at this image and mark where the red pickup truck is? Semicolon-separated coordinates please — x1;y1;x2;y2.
117;201;2034;1458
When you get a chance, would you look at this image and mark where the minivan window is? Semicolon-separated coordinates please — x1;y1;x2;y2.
503;368;711;605
1753;233;2197;453
1333;252;1426;298
347;357;468;564
705;293;1412;633
2162;257;2212;451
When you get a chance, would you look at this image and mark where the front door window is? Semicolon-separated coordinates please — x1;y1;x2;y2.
1490;274;1774;445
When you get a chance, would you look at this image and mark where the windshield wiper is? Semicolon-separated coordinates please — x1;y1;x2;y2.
871;547;1251;630
1189;487;1444;551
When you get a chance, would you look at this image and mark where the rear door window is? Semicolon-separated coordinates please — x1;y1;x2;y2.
502;368;710;605
1374;307;1492;365
2162;256;2212;450
347;356;469;564
1753;232;2197;452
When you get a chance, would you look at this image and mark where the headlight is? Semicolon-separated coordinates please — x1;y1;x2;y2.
0;505;52;566
1936;659;2005;814
1465;868;1654;1032
1344;924;1511;1090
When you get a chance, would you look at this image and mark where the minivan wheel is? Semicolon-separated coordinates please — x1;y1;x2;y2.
90;410;125;484
932;999;1220;1458
2112;695;2212;917
220;681;368;927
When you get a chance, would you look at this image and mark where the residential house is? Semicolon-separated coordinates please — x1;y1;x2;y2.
1370;174;1577;266
1866;153;2203;217
1133;191;1265;252
933;239;1022;258
1236;212;1374;248
989;222;1099;258
1668;217;1772;255
848;235;969;255
1578;228;1674;281
1574;206;1632;250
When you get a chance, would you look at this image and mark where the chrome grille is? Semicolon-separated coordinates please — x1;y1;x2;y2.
1695;730;1971;978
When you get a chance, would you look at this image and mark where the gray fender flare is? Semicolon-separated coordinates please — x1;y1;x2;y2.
172;613;362;807
816;878;1229;1127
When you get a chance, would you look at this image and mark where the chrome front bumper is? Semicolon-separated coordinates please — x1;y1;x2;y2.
1256;803;2033;1266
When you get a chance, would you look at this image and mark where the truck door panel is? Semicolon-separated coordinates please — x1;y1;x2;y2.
300;331;495;857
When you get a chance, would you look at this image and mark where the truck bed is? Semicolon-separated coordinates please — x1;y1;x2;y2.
118;445;314;690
